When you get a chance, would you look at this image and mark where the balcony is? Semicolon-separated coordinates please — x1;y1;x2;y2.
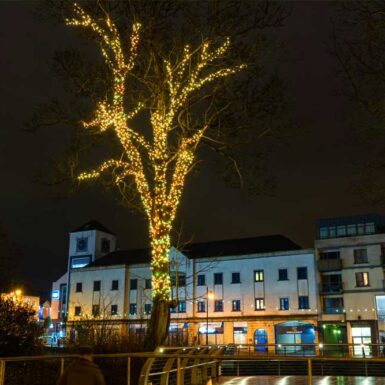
323;307;344;314
319;282;344;294
318;258;342;272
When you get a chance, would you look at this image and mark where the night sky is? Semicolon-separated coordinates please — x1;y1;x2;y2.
0;1;381;298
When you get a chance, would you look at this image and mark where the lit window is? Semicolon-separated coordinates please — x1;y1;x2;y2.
356;272;369;287
178;301;186;313
255;298;265;310
254;270;264;282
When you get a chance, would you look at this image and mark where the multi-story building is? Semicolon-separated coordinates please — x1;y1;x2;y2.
63;231;318;352
315;214;385;355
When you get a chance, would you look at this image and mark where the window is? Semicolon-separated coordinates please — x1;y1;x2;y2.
278;269;288;281
92;304;100;317
170;304;177;313
347;225;357;236
144;304;152;315
337;226;346;237
101;238;111;253
232;272;241;284
71;256;91;269
178;301;186;313
145;279;152;289
319;227;328;239
297;267;308;280
129;303;137;315
111;280;119;290
329;227;336;238
365;222;375;234
321;274;342;292
93;280;101;292
76;282;83;293
323;297;344;314
299;296;309;309
320;251;340;260
130;279;138;290
255;298;265;310
280;297;289;310
214;273;223;285
356;272;369;287
254;270;264;282
354;249;368;264
232;300;241;312
76;237;88;252
60;284;67;305
357;223;365;235
74;306;81;316
197;274;206;286
111;304;118;315
197;301;205;313
214;300;224;312
171;273;186;287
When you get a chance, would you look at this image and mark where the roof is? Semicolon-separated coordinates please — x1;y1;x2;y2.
181;235;302;259
71;220;115;235
85;234;301;268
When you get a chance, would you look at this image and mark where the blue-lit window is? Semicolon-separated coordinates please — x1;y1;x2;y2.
214;273;223;285
214;300;224;312
129;303;137;315
170;304;177;313
178;301;186;313
232;300;241;312
130;279;137;290
232;272;241;284
111;304;118;315
71;256;91;269
280;297;289;310
197;274;206;286
197;301;205;313
297;267;307;280
299;296;309;309
278;269;288;281
144;304;152;315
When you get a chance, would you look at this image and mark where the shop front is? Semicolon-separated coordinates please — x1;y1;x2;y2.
168;322;188;345
274;321;316;355
234;322;248;345
351;325;372;356
198;322;224;345
320;323;347;356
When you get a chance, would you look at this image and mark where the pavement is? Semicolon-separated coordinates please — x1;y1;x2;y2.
218;376;385;385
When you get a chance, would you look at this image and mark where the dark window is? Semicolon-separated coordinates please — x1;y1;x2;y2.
92;304;100;317
214;273;223;285
178;301;186;313
347;225;357;236
337;226;346;237
278;269;288;281
171;273;186;287
144;304;152;315
255;298;265;310
111;280;119;290
129;303;137;315
321;274;342;292
74;306;81;316
145;279;152;289
280;297;289;310
299;296;309;309
130;279;138;290
356;272;369;287
60;284;67;305
197;274;206;286
93;280;101;292
76;237;88;252
354;249;368;264
76;282;83;293
170;304;177;313
297;267;308;280
111;304;118;315
232;272;241;284
197;301;205;313
214;300;224;312
232;300;241;312
320;251;340;260
323;297;344;314
101;238;111;253
254;270;264;282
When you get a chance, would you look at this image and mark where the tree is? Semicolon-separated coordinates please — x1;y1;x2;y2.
332;2;385;203
34;0;293;349
0;296;42;356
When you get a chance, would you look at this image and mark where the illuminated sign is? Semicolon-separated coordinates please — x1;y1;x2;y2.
52;290;60;300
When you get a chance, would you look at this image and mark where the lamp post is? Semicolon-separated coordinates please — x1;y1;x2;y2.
206;287;214;345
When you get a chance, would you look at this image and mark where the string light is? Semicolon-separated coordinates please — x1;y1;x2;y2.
66;4;246;301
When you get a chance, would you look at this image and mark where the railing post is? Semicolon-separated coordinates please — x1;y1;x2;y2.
307;359;312;385
177;357;182;385
127;357;131;385
60;358;65;375
0;360;5;385
236;360;240;377
364;360;368;377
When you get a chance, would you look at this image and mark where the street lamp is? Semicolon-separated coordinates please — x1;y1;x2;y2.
206;288;214;345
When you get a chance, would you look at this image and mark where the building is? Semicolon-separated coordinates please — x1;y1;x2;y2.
1;290;40;320
315;214;385;356
63;231;318;352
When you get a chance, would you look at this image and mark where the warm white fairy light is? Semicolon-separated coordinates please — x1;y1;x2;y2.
66;3;245;300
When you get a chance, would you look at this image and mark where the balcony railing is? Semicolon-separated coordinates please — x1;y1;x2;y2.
318;259;342;272
319;283;343;294
323;307;345;314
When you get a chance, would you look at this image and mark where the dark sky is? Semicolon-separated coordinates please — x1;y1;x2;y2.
0;1;382;298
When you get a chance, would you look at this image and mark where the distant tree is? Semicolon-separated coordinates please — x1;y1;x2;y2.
32;0;294;349
332;1;385;203
0;296;42;356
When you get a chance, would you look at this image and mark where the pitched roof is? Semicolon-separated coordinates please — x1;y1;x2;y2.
71;220;115;235
85;234;301;268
